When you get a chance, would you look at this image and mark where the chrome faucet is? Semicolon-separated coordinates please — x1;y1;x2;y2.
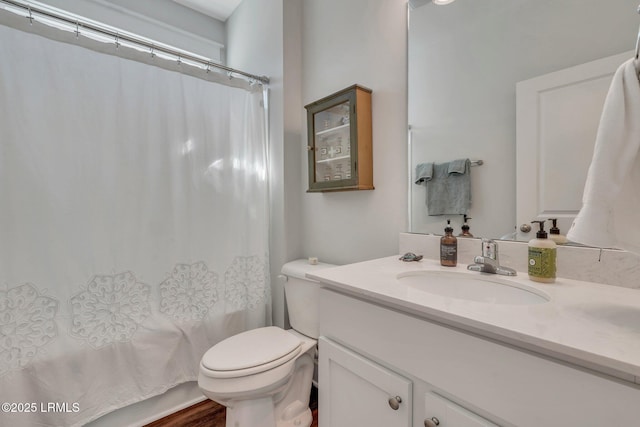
467;239;517;276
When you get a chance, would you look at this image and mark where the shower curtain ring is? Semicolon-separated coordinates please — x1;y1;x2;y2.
27;7;33;25
227;71;233;80
206;62;211;73
75;21;80;38
150;46;156;58
115;33;120;49
177;56;182;65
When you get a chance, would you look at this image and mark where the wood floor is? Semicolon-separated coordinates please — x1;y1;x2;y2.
145;387;318;427
144;399;226;427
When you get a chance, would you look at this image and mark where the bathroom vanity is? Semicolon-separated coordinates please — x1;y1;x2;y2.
310;256;640;427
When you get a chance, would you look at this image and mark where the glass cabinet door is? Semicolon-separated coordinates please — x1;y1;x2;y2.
313;100;352;183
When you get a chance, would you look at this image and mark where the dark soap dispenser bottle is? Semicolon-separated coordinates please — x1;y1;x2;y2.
440;219;458;267
458;215;474;237
548;218;568;245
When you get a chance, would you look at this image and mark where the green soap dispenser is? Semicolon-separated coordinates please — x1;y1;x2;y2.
528;220;556;283
440;219;457;267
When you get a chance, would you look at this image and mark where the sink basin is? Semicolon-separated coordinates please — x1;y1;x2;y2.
397;271;550;305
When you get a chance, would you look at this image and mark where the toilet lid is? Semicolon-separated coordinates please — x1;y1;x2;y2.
201;326;301;372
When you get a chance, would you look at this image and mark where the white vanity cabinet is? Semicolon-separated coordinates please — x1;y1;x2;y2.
318;287;640;427
319;337;412;427
319;335;496;427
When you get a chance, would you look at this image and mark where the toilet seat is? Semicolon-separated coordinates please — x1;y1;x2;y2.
201;326;302;379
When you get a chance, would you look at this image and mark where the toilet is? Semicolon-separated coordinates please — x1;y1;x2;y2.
198;259;335;427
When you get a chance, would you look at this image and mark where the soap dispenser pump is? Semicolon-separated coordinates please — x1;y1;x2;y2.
528;220;556;283
548;218;568;245
440;219;457;267
458;215;474;238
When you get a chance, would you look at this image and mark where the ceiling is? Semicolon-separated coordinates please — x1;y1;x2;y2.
172;0;242;21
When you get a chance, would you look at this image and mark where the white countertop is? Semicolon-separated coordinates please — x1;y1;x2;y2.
308;256;640;384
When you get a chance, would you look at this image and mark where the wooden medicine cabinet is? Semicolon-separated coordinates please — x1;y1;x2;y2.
305;85;373;192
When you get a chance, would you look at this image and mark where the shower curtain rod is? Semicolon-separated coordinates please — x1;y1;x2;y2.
0;0;269;85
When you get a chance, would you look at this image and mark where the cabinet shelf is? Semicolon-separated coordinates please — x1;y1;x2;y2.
315;123;350;136
316;155;351;164
305;84;373;192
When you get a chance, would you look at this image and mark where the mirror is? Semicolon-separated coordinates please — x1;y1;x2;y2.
408;0;639;241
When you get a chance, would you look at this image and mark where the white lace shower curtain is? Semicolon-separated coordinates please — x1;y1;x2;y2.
0;21;270;427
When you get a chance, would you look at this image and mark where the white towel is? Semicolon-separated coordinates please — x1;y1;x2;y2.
567;58;640;254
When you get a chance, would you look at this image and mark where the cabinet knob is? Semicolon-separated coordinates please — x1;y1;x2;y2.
424;416;440;427
388;396;402;410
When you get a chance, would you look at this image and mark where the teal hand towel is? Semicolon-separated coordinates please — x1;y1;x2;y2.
415;162;433;184
448;158;468;175
415;158;471;215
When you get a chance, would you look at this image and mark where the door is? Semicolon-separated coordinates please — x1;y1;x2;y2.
318;337;412;427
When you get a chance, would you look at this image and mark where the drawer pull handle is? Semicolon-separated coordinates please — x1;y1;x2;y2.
424;416;440;427
388;396;402;410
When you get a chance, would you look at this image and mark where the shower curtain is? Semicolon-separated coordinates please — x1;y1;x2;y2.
0;20;270;427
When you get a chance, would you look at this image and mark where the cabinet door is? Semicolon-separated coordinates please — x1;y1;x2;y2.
424;392;499;427
309;96;355;188
318;337;412;427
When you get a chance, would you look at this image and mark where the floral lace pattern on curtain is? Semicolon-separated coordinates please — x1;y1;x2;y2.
0;256;269;376
225;255;270;311
0;284;59;376
159;262;219;322
70;272;152;349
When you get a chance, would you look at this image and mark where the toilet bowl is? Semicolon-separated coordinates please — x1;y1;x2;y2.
198;259;335;427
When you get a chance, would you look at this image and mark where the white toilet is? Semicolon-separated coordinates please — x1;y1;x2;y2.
198;259;335;427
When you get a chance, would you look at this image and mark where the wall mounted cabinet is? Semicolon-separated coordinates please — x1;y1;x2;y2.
305;85;373;192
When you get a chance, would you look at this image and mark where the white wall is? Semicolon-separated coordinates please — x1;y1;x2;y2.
301;0;408;265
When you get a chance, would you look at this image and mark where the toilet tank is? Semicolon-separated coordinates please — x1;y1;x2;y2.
281;259;336;339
